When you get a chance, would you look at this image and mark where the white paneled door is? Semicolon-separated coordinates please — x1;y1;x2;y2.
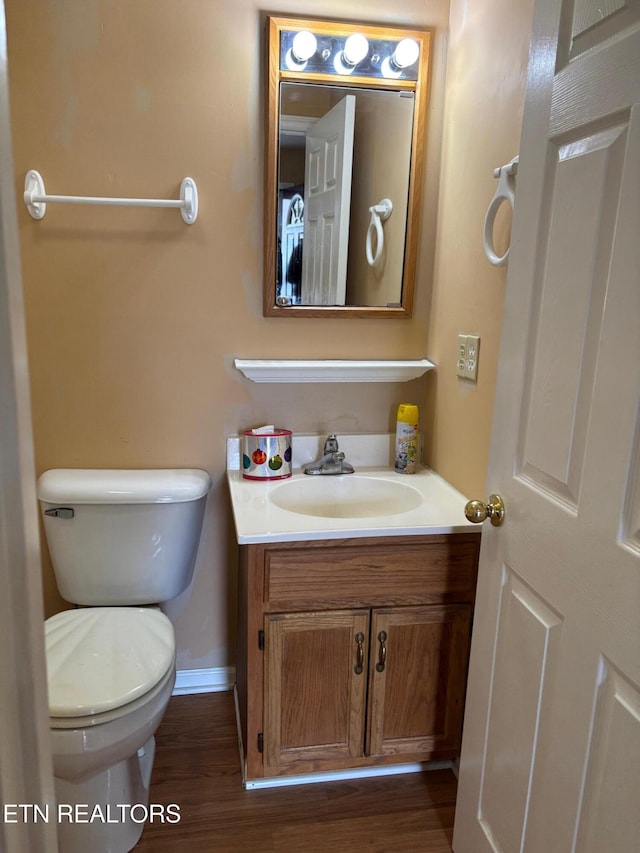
301;95;355;306
453;1;640;851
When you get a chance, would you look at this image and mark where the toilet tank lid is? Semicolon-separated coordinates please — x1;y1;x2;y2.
37;468;212;504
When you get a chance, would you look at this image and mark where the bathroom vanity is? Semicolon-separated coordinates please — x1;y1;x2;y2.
236;532;479;783
228;436;481;786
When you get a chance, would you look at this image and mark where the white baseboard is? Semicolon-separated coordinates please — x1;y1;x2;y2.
172;666;236;695
232;682;454;790
243;760;454;790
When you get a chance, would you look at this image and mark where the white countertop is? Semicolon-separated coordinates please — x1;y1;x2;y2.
227;465;479;544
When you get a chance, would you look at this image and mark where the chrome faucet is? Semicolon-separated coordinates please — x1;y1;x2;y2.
303;434;355;475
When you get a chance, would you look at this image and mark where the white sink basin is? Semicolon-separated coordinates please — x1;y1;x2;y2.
269;475;423;519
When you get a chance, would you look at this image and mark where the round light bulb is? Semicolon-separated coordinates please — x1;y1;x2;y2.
392;38;420;69
291;31;317;63
343;33;369;66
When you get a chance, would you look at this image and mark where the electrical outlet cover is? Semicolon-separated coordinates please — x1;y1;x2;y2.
464;335;480;380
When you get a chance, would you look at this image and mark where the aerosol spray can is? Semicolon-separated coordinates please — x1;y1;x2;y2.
394;403;419;474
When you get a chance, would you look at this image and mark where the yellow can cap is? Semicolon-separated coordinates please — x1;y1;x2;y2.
397;404;419;425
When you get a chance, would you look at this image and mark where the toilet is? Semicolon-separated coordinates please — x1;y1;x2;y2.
37;468;212;853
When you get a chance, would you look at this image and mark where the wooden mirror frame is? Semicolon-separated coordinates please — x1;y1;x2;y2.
263;15;432;319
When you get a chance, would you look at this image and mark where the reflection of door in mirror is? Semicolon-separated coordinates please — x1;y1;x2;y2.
301;95;355;306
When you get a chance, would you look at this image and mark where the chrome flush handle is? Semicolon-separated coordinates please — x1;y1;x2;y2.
44;507;75;519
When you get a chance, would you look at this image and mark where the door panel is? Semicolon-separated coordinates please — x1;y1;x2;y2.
453;0;640;849
478;569;563;851
264;609;368;771
367;605;471;759
573;660;640;852
568;0;639;62
622;404;640;550
519;123;627;507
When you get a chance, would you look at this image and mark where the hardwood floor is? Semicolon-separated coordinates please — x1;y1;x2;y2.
135;692;458;852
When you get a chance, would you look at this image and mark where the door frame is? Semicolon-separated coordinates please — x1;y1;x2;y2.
0;3;58;850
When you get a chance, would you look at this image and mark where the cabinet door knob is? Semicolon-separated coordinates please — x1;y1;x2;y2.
376;630;387;672
354;632;365;674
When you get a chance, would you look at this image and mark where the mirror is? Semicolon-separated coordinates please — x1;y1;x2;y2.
264;16;432;319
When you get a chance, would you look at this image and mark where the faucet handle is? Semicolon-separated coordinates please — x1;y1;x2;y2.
323;434;340;453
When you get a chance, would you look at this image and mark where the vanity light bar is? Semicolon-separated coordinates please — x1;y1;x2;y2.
280;30;421;81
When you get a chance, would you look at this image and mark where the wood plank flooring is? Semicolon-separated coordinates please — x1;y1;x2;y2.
135;692;457;852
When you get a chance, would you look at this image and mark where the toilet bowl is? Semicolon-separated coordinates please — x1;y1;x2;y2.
45;606;177;852
37;468;212;853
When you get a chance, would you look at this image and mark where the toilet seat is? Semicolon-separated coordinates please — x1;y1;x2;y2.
48;663;176;730
45;607;175;718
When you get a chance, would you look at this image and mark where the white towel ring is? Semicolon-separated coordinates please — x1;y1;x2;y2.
483;156;518;266
366;198;393;267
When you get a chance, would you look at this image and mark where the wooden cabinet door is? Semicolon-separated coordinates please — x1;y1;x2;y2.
264;609;369;772
366;605;472;760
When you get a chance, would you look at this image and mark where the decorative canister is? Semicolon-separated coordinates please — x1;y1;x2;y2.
242;427;292;480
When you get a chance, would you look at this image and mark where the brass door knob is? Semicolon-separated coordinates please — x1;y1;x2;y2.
464;494;505;526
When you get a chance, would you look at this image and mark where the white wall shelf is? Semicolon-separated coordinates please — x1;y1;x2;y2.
233;358;435;383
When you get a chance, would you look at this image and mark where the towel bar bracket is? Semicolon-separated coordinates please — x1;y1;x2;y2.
23;170;199;224
24;170;46;220
179;177;198;224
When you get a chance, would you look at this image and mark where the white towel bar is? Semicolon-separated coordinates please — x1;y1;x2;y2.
23;170;198;224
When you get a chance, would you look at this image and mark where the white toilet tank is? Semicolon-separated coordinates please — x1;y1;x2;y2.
37;469;212;606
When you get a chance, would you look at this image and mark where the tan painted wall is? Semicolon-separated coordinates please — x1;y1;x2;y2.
424;0;535;498
6;0;449;671
7;0;534;672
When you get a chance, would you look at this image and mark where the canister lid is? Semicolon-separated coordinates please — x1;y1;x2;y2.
44;608;175;717
37;468;212;504
242;427;292;437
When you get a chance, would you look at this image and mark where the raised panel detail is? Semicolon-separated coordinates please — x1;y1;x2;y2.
305;215;318;284
321;216;335;299
520;122;628;509
573;0;627;36
621;403;640;553
478;568;563;852
367;605;471;758
264;609;369;770
574;659;640;852
565;0;640;63
307;147;321;192
325;138;338;188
